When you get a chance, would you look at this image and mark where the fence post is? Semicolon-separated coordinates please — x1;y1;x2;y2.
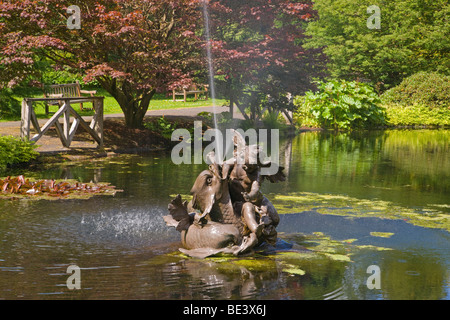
20;99;31;140
94;97;104;148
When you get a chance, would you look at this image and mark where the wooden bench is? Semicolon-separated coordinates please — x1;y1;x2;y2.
172;84;208;102
42;80;97;114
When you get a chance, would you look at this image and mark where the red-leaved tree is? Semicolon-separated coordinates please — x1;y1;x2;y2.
205;0;325;121
0;0;203;128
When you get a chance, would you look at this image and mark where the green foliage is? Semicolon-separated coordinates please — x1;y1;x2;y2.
238;119;258;131
305;0;450;90
144;117;178;139
41;67;84;86
197;111;213;122
384;104;450;127
294;80;386;130
217;111;233;126
0;88;21;120
197;111;234;128
261;111;287;130
381;72;450;109
293;96;320;128
0;136;39;170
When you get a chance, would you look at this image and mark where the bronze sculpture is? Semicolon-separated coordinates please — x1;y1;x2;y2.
163;130;285;258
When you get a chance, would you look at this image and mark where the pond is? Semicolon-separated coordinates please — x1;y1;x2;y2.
0;129;448;300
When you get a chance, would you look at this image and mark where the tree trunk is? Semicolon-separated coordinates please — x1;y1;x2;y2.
98;78;155;129
121;94;154;129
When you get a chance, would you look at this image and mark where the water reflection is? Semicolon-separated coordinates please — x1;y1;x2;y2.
343;249;448;300
143;241;350;300
0;129;448;299
268;129;450;210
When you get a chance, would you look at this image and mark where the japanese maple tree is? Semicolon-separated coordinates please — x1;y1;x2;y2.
205;0;325;120
0;0;203;128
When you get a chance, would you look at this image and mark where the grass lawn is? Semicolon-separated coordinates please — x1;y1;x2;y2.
3;87;228;121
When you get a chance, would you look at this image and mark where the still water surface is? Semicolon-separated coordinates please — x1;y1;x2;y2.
0;129;448;299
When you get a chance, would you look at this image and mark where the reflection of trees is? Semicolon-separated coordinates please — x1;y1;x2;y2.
37;130;449;206
296;131;385;177
37;155;206;206
283;131;385;193
272;130;450;208
381;250;447;300
382;130;450;192
343;250;447;300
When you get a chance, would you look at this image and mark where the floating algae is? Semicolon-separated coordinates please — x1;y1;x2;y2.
281;264;306;275
149;231;393;282
370;232;395;238
232;258;278;272
268;192;450;231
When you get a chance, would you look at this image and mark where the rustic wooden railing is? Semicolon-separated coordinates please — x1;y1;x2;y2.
20;97;104;148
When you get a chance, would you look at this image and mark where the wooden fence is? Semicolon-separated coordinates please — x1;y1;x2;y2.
20;97;104;148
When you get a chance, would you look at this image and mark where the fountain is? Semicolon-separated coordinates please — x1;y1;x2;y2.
164;130;285;258
163;2;286;258
202;0;218;124
201;0;226;163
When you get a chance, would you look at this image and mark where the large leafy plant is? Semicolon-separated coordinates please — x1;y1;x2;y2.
296;80;386;130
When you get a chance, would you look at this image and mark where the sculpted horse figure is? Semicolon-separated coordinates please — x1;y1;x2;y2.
163;130;285;258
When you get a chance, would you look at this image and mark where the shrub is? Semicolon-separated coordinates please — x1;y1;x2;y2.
196;111;233;127
0;88;21;120
197;111;213;123
381;72;450;109
293;95;320;128
294;80;386;130
144;116;178;139
217;111;233;126
385;104;450;127
0;135;39;171
261;111;286;130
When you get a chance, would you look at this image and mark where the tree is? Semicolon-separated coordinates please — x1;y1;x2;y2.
304;0;450;91
0;0;203;128
205;0;326;122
